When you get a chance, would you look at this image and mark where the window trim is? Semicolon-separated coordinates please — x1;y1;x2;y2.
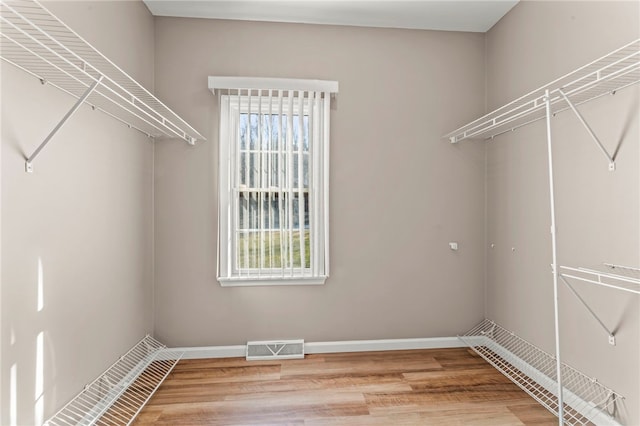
212;78;337;287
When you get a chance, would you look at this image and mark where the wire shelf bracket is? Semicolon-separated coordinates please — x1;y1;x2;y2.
560;264;640;346
557;89;616;171
0;0;206;173
24;75;103;173
444;38;640;171
459;319;623;426
44;335;183;426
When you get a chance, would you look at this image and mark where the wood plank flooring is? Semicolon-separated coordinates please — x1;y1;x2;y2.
133;347;557;425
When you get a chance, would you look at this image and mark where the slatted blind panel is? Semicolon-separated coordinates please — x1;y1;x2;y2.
213;78;336;286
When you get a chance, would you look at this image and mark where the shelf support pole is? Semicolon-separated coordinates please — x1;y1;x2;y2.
25;76;103;173
557;89;615;171
559;275;616;345
545;89;564;425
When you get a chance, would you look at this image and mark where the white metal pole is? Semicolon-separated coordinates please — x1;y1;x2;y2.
545;89;564;424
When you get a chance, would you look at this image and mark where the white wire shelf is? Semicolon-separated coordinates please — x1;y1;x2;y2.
459;319;622;426
560;264;640;295
45;335;183;426
445;39;640;143
0;0;205;145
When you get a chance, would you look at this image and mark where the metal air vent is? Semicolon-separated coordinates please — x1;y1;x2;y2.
246;339;304;361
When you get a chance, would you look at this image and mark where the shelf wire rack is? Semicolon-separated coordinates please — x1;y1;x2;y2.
445;39;640;143
459;319;622;426
560;264;640;295
0;0;205;144
44;335;183;426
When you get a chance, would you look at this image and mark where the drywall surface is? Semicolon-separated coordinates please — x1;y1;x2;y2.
1;1;155;424
153;19;486;346
485;1;639;424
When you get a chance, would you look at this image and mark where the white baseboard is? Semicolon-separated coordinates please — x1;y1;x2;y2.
305;337;465;354
178;345;246;359
171;336;465;360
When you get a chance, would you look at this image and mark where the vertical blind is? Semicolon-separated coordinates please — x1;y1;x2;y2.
211;77;338;285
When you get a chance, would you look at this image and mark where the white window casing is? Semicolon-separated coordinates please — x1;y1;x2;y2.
210;77;338;286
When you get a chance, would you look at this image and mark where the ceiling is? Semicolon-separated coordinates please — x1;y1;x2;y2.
143;1;519;33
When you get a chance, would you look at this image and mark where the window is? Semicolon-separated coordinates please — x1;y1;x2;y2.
211;77;337;286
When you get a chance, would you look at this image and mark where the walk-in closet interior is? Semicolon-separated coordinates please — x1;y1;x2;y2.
1;1;638;425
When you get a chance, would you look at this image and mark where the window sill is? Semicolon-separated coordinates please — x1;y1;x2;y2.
218;276;327;287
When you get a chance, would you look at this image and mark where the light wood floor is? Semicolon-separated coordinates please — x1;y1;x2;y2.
133;347;557;425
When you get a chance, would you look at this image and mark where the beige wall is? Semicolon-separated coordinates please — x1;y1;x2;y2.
485;1;640;424
1;2;155;424
152;18;487;347
5;2;636;424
